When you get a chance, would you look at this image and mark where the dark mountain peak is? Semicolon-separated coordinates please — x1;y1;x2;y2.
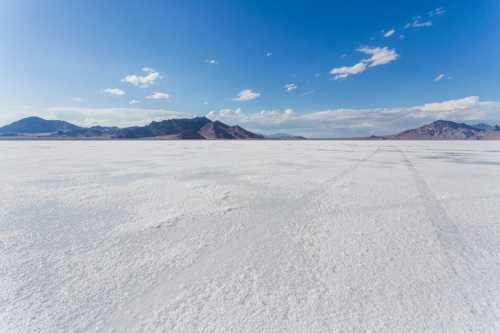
0;116;81;134
22;116;45;121
199;119;263;139
212;120;227;126
150;116;210;126
388;119;500;140
114;116;262;139
472;123;493;131
195;116;211;122
429;120;478;130
431;119;453;126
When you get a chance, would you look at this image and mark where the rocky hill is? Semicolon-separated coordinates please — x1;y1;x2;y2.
0;116;81;135
386;120;500;140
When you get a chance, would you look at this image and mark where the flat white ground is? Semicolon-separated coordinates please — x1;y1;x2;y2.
1;141;500;332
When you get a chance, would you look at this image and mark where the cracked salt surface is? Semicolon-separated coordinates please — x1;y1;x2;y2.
1;141;500;332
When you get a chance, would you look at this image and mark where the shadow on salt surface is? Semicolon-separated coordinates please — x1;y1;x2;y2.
111;159;165;168
151;216;183;229
180;170;265;189
103;172;164;184
316;148;356;153
112;213;186;236
26;171;164;188
274;160;319;168
180;169;231;180
421;155;500;166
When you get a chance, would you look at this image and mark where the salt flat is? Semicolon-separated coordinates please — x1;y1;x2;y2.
1;141;500;332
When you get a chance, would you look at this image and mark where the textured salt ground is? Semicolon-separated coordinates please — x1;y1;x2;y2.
1;141;500;332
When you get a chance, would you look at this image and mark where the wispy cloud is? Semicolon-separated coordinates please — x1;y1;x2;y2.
232;89;261;101
427;7;446;18
129;99;140;105
383;29;395;37
330;46;398;79
145;92;170;100
205;59;219;65
122;67;160;88
284;83;297;92
402;7;444;32
266;52;272;57
416;96;479;112
300;90;316;96
405;17;432;29
72;97;83;103
103;88;126;96
434;73;445;81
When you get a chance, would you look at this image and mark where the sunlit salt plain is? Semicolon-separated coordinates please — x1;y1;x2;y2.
1;141;500;332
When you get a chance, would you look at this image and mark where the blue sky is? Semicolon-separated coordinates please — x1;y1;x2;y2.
1;0;499;137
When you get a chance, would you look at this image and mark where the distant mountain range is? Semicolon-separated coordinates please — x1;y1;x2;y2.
383;120;500;140
1;116;500;140
0;116;264;139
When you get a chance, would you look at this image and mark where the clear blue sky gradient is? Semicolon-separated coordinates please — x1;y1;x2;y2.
1;0;499;136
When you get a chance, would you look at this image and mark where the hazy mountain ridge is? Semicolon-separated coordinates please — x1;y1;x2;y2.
264;133;307;140
0;116;264;139
385;120;500;140
2;117;500;139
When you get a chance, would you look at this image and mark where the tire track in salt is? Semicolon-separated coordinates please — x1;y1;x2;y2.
398;147;471;267
396;145;500;327
100;145;381;332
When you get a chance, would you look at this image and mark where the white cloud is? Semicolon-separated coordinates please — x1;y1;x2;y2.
203;101;209;105
122;68;160;88
232;89;261;102
330;46;398;79
285;83;298;92
384;29;395;37
145;92;170;100
434;73;445;81
103;88;126;96
266;52;272;57
330;62;367;80
208;108;295;125
358;46;399;67
428;7;445;17
206;96;499;138
129;99;140;105
416;96;479;112
205;59;219;65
